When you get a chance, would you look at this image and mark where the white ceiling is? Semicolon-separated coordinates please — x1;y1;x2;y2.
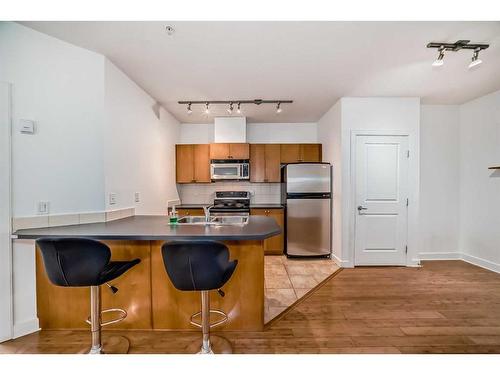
20;21;500;123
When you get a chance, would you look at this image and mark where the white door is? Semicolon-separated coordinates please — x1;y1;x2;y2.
354;135;409;266
0;82;13;342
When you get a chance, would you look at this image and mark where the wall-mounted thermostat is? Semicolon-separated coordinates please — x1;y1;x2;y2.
20;119;35;134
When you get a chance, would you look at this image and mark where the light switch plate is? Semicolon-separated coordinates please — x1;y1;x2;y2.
134;192;140;203
20;119;35;134
109;193;117;205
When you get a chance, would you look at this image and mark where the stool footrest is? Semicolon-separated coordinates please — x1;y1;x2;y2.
190;309;228;329
85;308;127;327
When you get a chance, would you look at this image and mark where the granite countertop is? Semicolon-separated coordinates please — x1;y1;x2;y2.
176;204;284;209
13;215;281;241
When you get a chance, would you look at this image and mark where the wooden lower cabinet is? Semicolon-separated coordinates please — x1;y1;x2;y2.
250;208;284;255
176;208;204;217
36;239;265;332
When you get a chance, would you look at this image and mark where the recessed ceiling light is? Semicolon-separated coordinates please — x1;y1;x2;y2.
165;26;175;36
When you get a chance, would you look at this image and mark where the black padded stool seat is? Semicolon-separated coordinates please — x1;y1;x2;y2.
37;237;140;287
35;237;140;354
161;240;237;291
161;240;238;354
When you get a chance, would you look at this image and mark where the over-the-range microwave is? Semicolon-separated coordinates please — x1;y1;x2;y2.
210;159;250;180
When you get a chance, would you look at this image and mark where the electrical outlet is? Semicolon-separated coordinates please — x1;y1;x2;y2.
109;193;117;205
134;192;140;203
37;201;49;215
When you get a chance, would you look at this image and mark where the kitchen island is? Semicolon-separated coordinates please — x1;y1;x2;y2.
15;215;281;332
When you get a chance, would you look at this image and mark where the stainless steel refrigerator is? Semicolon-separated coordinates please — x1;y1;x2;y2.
281;163;332;257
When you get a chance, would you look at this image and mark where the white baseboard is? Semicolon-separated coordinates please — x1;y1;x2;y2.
419;251;500;275
461;253;500;274
13;318;39;339
331;253;353;268
418;251;461;261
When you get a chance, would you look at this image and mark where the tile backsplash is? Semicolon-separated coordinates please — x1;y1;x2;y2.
177;182;281;204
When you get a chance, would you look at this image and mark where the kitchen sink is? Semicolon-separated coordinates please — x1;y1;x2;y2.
211;216;249;225
176;215;248;226
176;216;208;224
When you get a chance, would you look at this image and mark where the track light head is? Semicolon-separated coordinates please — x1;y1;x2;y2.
276;102;282;114
187;102;192;115
432;46;445;67
236;102;241;114
204;102;210;114
227;102;234;114
469;48;482;69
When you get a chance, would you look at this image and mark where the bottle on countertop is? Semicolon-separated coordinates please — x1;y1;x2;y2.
169;205;178;224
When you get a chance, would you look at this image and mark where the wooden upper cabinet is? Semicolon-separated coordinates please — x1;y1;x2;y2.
209;143;249;159
193;144;210;182
209;143;230;159
280;144;301;163
176;144;210;183
176;145;194;183
280;144;322;163
250;144;281;183
250;144;266;182
229;143;250;159
301;144;322;162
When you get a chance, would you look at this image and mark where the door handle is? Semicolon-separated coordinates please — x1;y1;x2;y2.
357;205;368;213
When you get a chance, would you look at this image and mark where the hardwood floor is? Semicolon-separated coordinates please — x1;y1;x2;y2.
3;260;500;354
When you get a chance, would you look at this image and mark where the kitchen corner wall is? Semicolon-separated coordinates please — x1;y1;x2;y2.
1;22;180;339
104;60;179;215
178;182;281;205
177;121;318;205
459;90;500;271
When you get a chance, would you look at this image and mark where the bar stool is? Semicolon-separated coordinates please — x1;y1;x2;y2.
161;241;238;354
36;237;140;354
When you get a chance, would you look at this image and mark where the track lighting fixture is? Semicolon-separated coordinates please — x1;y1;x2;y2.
432;46;445;67
178;99;292;115
468;48;482;69
427;40;489;69
276;102;282;114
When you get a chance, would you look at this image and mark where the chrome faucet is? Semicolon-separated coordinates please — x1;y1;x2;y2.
203;205;213;222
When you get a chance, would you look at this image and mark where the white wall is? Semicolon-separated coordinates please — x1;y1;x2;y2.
1;23;182;340
317;101;342;263
0;22;106;217
459;90;500;271
178;122;318;144
0;82;13;342
320;97;421;267
419;105;460;259
103;60;179;214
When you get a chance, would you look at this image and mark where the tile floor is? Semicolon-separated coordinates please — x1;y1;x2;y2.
264;255;340;323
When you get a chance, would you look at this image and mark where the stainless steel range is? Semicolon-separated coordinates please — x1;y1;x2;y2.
210;191;250;216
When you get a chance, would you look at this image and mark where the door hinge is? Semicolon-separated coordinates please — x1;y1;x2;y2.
406;150;410;158
405;245;408;254
406;198;409;207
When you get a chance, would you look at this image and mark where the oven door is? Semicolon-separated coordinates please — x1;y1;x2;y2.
211;163;246;180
